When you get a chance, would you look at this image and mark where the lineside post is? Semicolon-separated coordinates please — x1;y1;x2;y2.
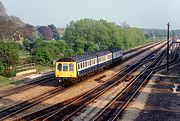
167;22;170;71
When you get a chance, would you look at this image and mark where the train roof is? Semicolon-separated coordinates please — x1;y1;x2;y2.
93;49;111;56
57;52;97;62
71;53;97;62
109;47;122;52
57;48;120;63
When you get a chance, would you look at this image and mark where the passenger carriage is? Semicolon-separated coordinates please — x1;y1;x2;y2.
109;47;123;64
55;47;123;86
95;50;112;68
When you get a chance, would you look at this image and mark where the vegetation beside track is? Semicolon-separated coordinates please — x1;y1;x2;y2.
0;17;155;87
0;76;13;88
35;64;54;73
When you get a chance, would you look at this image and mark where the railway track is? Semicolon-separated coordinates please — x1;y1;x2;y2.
14;62;144;121
0;41;166;121
122;41;166;62
44;43;176;121
0;72;55;98
92;50;167;121
0;40;163;99
123;40;163;55
0;63;128;121
147;43;180;72
14;43;165;121
92;43;180;121
0;85;65;120
54;46;168;121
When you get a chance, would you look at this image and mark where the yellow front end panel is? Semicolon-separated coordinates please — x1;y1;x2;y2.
56;62;77;78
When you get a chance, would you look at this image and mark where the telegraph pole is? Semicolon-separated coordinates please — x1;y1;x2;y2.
167;23;170;71
172;30;175;42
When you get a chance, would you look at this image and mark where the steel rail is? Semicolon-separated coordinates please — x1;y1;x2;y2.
0;73;55;97
92;50;167;121
111;50;167;121
41;44;165;121
12;41;166;120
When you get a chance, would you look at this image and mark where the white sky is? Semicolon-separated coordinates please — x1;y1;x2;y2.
2;0;180;29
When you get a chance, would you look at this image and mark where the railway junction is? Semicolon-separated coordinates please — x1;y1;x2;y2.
0;40;179;121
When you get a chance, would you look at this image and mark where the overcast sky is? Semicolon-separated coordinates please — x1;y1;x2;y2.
2;0;180;29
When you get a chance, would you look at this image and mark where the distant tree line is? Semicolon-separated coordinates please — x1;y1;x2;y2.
0;1;155;77
0;1;61;41
0;2;24;41
141;28;180;39
22;19;150;66
23;24;61;41
63;19;147;54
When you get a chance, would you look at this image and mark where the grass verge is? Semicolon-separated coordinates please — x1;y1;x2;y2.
0;76;14;88
35;64;54;73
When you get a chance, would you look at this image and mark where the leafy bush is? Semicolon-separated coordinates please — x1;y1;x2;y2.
0;61;4;75
4;69;16;77
0;41;20;76
32;47;58;65
0;41;20;68
23;19;151;66
30;40;73;65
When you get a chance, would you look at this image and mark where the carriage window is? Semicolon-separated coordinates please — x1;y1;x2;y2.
63;64;68;71
78;63;80;69
103;56;105;61
85;61;87;67
57;63;62;71
81;63;83;68
88;61;89;66
69;64;74;71
83;62;85;68
99;57;101;62
87;61;89;66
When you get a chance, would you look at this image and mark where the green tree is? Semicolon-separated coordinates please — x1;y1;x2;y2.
63;18;147;51
0;41;19;76
32;48;54;65
30;40;73;65
48;24;61;40
0;41;20;68
0;61;4;75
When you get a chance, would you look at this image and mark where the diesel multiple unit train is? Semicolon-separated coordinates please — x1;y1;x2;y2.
55;48;123;85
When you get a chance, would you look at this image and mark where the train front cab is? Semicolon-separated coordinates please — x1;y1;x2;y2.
56;62;77;82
